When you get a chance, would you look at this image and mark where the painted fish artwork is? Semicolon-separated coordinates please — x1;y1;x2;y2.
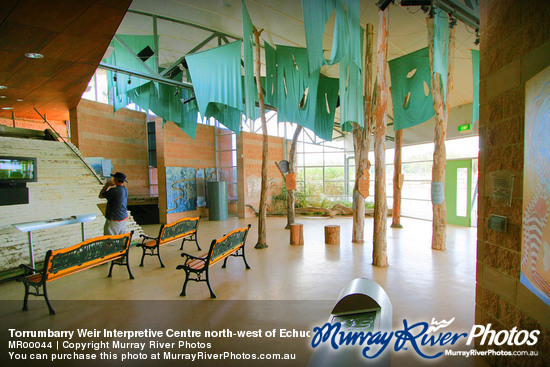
521;65;550;306
166;167;197;214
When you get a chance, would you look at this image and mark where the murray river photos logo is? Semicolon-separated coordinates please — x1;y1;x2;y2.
311;318;540;359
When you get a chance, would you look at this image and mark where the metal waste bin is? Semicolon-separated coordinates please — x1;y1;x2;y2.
308;278;392;367
207;181;228;221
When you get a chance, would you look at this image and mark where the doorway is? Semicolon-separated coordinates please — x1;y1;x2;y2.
446;159;475;226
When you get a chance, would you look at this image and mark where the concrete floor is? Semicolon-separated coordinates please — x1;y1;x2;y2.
0;216;488;366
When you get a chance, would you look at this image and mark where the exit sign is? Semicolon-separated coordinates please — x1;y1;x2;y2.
458;123;471;132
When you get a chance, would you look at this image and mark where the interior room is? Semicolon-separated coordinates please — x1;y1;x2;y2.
0;0;548;366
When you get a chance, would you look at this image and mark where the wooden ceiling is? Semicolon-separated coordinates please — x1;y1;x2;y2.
0;0;132;121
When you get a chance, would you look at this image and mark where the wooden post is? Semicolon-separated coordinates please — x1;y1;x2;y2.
290;223;303;245
352;23;375;244
286;125;303;229
325;225;340;245
427;16;456;251
373;9;389;267
391;128;403;228
253;27;268;249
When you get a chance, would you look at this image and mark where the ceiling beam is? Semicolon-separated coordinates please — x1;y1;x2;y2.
98;62;193;89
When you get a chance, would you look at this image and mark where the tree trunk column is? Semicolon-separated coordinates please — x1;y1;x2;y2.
286;125;303;229
373;9;389;268
391;128;403;228
352;23;374;244
427;17;455;251
253;27;268;249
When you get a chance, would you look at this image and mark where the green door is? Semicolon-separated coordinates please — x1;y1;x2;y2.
445;159;473;226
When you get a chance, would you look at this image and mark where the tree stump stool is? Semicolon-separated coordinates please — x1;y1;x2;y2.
289;223;303;245
324;225;340;245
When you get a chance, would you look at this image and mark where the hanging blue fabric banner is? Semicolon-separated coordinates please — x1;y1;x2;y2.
389;47;435;131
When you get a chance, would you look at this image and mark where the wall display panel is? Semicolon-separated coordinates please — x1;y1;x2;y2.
521;65;550;306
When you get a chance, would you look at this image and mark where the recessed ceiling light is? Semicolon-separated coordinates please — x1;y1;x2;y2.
2;107;14;110
16;99;23;102
0;96;6;99
0;86;6;89
25;53;44;59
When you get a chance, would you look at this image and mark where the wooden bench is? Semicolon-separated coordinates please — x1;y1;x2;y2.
18;231;134;315
177;224;251;298
137;216;201;268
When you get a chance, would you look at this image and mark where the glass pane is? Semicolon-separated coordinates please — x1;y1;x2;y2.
325;167;344;181
324;152;344;165
306;152;324;166
217;133;234;151
296;153;305;167
305;167;323;181
296;167;304;181
217;151;234;167
304;143;323;153
401;180;431;201
325;182;345;196
456;167;468;217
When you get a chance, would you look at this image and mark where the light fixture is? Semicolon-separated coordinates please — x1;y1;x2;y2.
16;99;23;102
2;107;14;110
0;86;6;89
0;96;6;99
25;52;44;59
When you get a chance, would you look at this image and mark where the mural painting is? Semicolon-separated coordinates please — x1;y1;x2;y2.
521;65;550;306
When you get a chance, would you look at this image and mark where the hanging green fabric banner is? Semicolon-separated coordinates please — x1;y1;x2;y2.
186;41;244;134
471;49;479;125
339;25;364;131
127;81;198;139
275;45;320;131
242;0;258;121
205;104;242;134
315;76;339;141
389;47;435;131
104;35;157;112
301;0;361;73
264;42;278;107
434;8;449;103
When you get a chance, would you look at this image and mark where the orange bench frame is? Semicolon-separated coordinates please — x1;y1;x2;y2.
18;231;134;315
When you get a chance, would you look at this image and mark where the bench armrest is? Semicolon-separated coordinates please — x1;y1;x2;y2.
139;234;157;240
180;252;206;261
18;263;41;277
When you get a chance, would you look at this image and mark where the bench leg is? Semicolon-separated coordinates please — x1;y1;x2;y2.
194;236;201;251
139;246;146;267
43;284;55;315
22;283;29;311
158;249;165;268
179;238;185;251
180;271;190;296
126;254;135;280
242;247;251;270
206;268;216;298
222;257;228;269
108;261;115;278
